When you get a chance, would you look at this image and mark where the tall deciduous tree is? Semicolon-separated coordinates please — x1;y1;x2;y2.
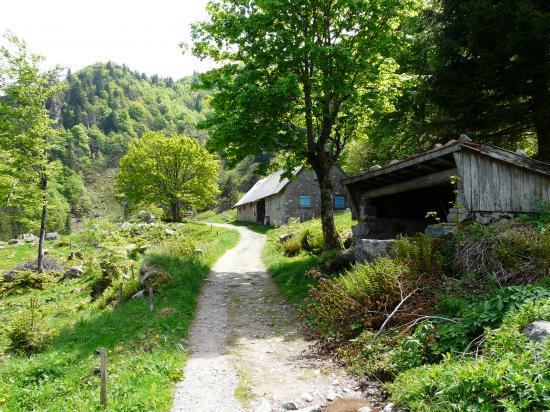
426;0;550;160
192;0;421;249
0;34;62;272
116;132;219;221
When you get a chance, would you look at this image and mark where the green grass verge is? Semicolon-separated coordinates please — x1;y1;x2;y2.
0;222;239;411
195;209;237;224
262;211;353;303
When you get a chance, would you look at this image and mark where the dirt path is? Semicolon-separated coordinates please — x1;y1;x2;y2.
171;224;376;412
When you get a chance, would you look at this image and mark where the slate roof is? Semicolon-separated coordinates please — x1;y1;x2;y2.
234;168;301;207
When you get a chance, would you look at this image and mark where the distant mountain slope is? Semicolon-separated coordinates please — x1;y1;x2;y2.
50;62;211;170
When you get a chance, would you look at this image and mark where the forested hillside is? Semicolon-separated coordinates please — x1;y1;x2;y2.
0;62;211;240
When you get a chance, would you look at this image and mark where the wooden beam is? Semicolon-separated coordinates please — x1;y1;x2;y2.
342;144;462;185
362;168;458;199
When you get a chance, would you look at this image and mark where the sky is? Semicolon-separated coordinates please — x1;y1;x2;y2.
0;0;216;79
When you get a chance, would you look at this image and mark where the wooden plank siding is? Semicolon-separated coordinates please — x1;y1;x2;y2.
456;150;550;213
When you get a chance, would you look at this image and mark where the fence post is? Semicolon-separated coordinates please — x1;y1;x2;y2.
99;347;107;408
117;282;123;306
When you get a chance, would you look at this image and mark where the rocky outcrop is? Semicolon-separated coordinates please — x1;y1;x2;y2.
523;321;550;342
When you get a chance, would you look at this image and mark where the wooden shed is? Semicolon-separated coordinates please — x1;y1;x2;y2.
343;137;550;241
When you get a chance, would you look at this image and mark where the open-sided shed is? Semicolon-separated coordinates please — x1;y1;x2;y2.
343;137;550;241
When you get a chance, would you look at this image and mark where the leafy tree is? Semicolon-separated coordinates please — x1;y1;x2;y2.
193;0;421;248
116;132;219;221
423;0;550;161
0;33;63;271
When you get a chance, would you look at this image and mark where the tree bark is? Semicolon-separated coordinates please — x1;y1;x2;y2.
37;173;48;273
314;164;341;250
534;83;550;163
170;202;180;222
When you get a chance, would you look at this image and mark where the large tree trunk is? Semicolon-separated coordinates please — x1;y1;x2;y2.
534;86;550;163
37;174;48;273
315;165;341;250
170;202;180;222
533;48;550;163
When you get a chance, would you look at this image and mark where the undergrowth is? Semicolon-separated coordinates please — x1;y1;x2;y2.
0;221;239;411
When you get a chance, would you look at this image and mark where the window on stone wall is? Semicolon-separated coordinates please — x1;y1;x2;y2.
275;196;281;209
299;195;311;208
334;195;345;209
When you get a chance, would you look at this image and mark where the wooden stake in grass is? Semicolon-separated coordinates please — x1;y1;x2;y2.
99;348;107;408
148;285;154;312
117;282;123;306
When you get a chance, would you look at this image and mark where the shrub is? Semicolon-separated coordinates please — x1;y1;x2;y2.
0;270;61;297
282;235;303;256
394;234;445;276
434;286;550;356
6;299;52;356
518;200;550;231
391;350;549;411
453;220;549;285
301;227;324;254
303;258;409;341
391;298;550;411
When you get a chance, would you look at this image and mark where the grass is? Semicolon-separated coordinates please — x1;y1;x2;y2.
195;209;237;224
0;241;71;271
0;222;239;411
262;211;353;303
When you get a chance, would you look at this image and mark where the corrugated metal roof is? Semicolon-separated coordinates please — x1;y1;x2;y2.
234;168;301;207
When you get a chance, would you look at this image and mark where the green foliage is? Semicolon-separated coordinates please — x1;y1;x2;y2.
391;299;550;411
519;200;550;232
263;212;354;303
0;222;239;410
425;0;550;160
435;285;550;356
117;132;220;221
6;299;52;355
304;258;409;341
0;270;60;298
194;0;423;247
453;220;550;285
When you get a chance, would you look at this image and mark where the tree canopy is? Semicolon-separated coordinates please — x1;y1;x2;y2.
193;0;422;248
116;132;220;221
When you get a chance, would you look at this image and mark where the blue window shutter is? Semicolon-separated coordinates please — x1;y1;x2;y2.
334;195;345;209
299;195;311;208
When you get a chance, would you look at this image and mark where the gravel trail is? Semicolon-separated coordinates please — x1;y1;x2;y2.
171;224;375;412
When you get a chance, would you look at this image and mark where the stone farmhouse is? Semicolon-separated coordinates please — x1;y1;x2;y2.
235;167;348;226
342;136;550;258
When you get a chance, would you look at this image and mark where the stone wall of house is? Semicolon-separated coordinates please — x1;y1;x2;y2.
276;167;348;225
238;167;348;226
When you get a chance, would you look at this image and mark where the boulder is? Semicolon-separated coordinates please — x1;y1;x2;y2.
354;239;395;261
7;239;19;245
45;232;59;241
140;264;171;288
282;401;298;410
194;248;204;255
523;321;550;342
358;407;373;412
138;244;150;254
278;232;295;243
62;266;84;280
131;290;146;299
21;233;39;243
254;398;272;412
120;222;133;231
383;403;396;412
136;210;156;224
425;223;457;239
125;244;137;254
164;228;176;236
